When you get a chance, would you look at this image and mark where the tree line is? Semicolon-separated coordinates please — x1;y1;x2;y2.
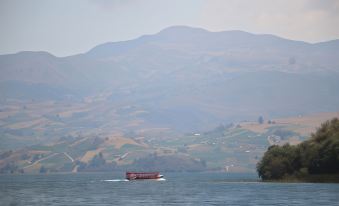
257;118;339;180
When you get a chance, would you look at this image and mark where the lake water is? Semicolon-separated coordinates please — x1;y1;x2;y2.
1;172;339;206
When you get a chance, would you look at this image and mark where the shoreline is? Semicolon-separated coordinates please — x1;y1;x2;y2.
262;174;339;183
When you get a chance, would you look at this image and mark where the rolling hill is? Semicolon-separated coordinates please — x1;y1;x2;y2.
1;111;338;173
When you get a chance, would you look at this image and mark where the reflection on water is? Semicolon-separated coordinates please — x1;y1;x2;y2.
1;173;339;206
102;179;129;182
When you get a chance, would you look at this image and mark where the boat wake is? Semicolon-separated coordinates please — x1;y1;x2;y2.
102;178;166;182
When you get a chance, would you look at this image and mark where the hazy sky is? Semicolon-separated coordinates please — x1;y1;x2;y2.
1;0;339;56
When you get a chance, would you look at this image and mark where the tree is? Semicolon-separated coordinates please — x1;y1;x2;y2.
0;162;18;174
39;166;48;173
257;144;298;179
258;116;264;124
88;152;106;168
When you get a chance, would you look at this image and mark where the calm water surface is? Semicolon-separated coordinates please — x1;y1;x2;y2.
1;172;339;206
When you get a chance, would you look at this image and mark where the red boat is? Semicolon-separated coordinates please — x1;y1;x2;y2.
126;172;164;180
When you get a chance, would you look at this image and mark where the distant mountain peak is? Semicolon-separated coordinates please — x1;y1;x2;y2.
1;51;56;59
158;25;209;34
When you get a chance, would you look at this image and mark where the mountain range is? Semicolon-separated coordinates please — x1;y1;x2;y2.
1;26;339;143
